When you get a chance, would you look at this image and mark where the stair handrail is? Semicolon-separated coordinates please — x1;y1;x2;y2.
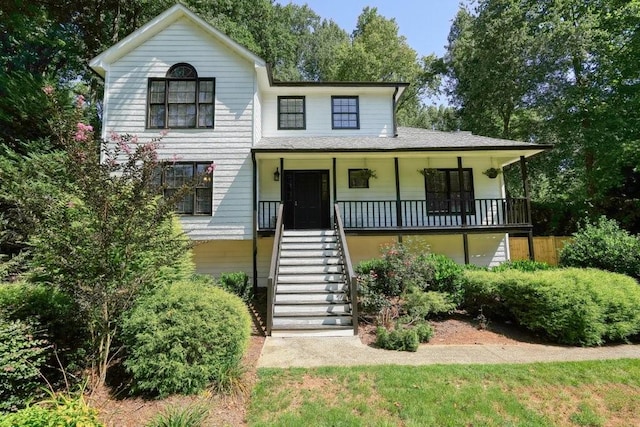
334;203;358;335
266;203;284;336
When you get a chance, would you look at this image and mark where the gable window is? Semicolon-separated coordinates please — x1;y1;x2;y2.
424;168;475;214
156;162;213;215
278;96;305;130
148;63;215;129
332;96;359;129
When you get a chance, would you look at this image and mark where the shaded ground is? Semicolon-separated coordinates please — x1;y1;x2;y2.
91;298;543;426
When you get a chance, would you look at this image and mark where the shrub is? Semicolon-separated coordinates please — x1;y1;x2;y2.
0;319;49;413
146;404;208;427
404;290;457;320
423;254;464;302
0;392;102;426
218;272;252;303
559;216;640;279
122;281;251;397
356;272;390;315
462;268;640;346
491;259;554;272
414;322;434;343
375;326;419;352
0;282;85;374
460;270;508;318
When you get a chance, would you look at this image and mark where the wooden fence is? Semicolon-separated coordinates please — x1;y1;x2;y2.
509;236;572;266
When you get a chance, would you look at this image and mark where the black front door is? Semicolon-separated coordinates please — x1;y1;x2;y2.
283;170;330;229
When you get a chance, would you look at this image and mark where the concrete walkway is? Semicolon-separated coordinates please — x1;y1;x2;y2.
258;336;640;368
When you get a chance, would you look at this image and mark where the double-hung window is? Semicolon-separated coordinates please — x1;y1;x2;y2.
424;168;475;214
278;96;305;129
156;162;213;215
148;63;215;129
331;96;359;129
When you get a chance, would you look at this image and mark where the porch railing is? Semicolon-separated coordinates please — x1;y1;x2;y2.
334;204;358;335
258;198;530;231
266;203;284;336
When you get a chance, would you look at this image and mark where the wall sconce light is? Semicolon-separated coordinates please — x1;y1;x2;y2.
274;167;280;181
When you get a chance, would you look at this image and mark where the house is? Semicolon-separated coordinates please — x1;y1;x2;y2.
90;4;551;336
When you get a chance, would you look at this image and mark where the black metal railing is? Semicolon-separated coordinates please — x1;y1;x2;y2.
258;198;529;231
258;201;280;230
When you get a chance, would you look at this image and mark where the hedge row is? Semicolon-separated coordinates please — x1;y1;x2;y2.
462;268;640;346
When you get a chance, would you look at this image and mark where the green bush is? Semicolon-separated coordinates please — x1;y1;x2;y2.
376;326;419;352
404;290;457;320
559;216;640;279
423;254;465;302
0;392;102;426
218;272;252;303
146;404;208;427
122;281;251;397
462;268;640;346
0;282;85;373
414;322;435;343
0;319;48;413
491;259;554;272
460;270;508;318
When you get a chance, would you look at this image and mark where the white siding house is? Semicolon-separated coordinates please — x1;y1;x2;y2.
91;4;550;288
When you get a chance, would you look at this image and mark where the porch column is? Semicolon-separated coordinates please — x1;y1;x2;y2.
279;157;284;202
463;234;470;265
457;157;467;226
394;157;403;243
251;152;258;291
332;158;337;203
520;155;535;261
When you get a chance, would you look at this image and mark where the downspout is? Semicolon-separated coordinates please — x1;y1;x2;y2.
252;151;258;292
392;86;399;137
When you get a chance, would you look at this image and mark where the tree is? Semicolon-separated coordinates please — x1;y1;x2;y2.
445;0;640;233
27;88;196;386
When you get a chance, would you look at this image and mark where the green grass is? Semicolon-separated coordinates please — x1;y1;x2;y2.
248;359;640;426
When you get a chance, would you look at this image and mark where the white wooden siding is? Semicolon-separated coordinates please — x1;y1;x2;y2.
103;17;257;240
261;92;394;137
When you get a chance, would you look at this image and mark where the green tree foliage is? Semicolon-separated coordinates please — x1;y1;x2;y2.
445;0;640;233
559;216;640;279
26;89;194;387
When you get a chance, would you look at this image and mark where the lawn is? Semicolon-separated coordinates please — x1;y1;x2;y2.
249;359;640;426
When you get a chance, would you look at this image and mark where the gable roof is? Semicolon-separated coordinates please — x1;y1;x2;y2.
253;126;552;158
89;4;266;77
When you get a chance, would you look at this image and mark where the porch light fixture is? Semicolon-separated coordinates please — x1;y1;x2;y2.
273;167;280;181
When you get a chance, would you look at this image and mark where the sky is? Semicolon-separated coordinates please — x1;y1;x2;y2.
282;0;464;58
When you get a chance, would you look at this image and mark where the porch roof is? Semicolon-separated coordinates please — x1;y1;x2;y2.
253;127;552;157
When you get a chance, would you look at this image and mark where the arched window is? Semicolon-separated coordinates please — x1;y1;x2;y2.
148;63;215;128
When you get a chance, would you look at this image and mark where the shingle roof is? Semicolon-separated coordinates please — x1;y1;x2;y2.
253;127;552;153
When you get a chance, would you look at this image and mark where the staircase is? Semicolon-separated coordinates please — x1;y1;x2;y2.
270;229;355;337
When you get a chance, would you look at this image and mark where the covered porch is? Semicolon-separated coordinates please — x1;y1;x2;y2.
251;127;551;269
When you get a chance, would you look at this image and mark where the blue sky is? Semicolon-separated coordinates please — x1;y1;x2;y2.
282;0;464;58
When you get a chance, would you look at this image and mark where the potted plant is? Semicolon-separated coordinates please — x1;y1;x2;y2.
483;167;502;179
